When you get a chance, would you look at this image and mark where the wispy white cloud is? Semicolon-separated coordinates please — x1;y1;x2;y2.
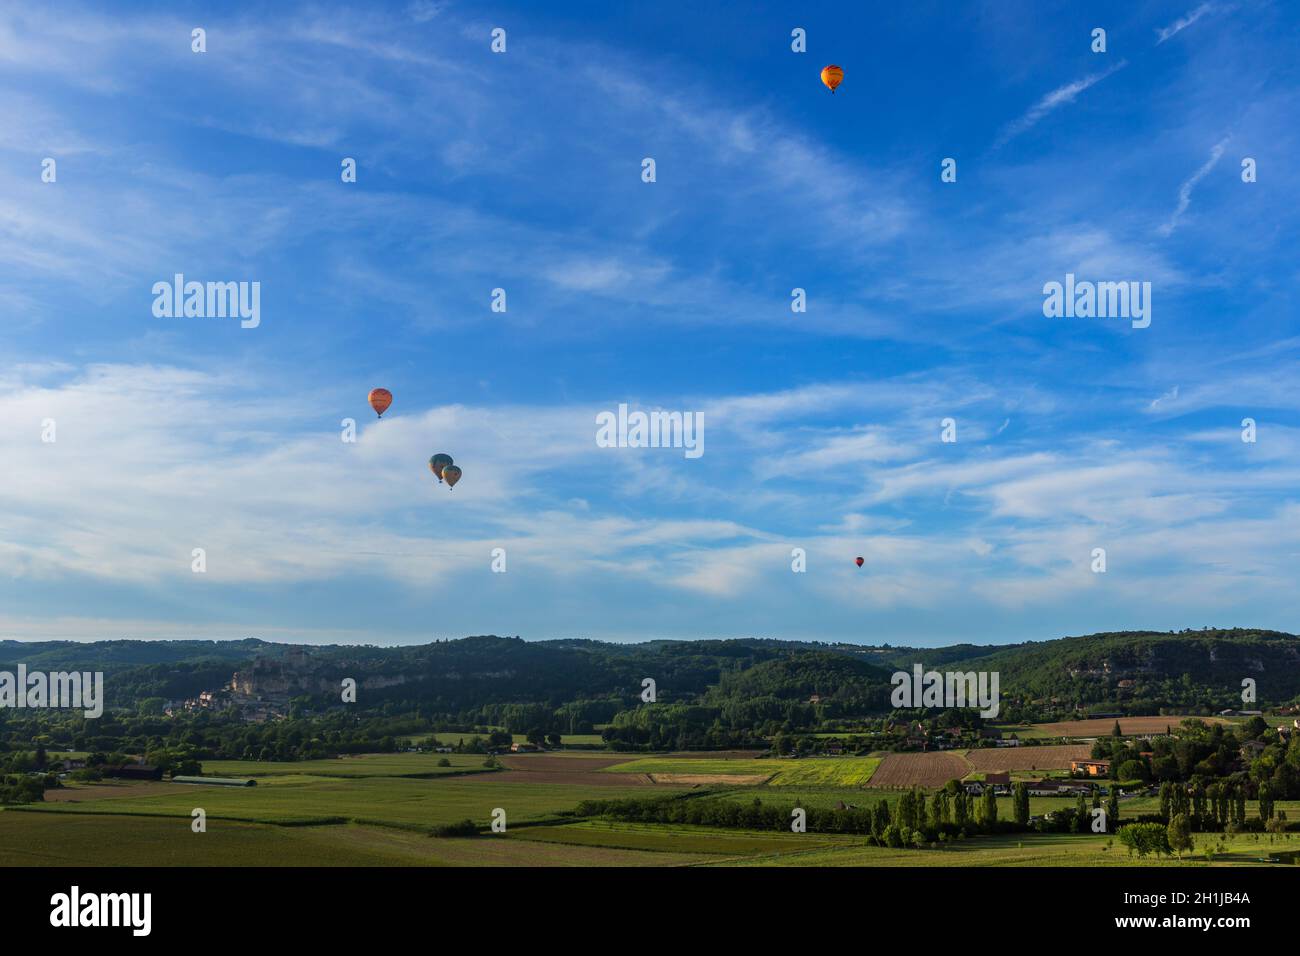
1156;3;1214;44
2;3;1297;644
1148;385;1180;410
4;362;1300;641
993;61;1127;149
1158;138;1228;236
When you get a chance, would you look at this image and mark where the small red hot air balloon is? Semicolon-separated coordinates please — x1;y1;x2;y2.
821;64;844;94
368;388;392;418
855;557;864;568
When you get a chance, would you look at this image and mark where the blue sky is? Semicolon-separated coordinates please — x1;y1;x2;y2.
2;0;1299;646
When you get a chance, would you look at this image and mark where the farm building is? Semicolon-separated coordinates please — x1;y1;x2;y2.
510;742;540;753
171;776;256;787
1070;759;1110;776
964;773;1011;795
1026;780;1063;796
1241;740;1266;759
1027;779;1092;796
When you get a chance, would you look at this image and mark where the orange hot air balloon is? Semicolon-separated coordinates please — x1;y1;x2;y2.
368;388;393;418
442;464;462;489
821;64;844;94
855;556;864;568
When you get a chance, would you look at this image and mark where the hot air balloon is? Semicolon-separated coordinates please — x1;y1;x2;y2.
368;388;392;418
855;556;864;568
429;453;453;482
821;64;844;94
442;464;462;489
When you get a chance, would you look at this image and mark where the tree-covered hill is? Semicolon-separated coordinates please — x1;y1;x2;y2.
4;627;1299;718
924;629;1300;710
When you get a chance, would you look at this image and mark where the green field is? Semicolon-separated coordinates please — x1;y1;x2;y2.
717;831;1296;867
21;775;657;830
508;819;863;857
3;749;1295;867
0;812;710;867
201;753;490;779
0;812;434;866
603;757;775;778
604;756;880;786
7;797;1293;867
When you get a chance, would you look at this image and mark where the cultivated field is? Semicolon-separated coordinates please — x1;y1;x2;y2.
603;756;881;787
20;773;665;829
6;750;1297;868
42;780;190;803
202;752;490;779
963;745;1093;773
603;757;775;784
479;752;655;785
1024;717;1231;738
865;752;972;788
497;754;639;773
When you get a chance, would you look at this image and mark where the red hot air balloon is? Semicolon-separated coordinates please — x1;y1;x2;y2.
368;388;392;418
855;557;864;568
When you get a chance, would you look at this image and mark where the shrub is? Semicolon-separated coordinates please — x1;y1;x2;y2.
431;819;479;838
1118;822;1171;858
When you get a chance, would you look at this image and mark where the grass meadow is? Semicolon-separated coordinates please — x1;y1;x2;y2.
603;756;881;786
5;751;1296;867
